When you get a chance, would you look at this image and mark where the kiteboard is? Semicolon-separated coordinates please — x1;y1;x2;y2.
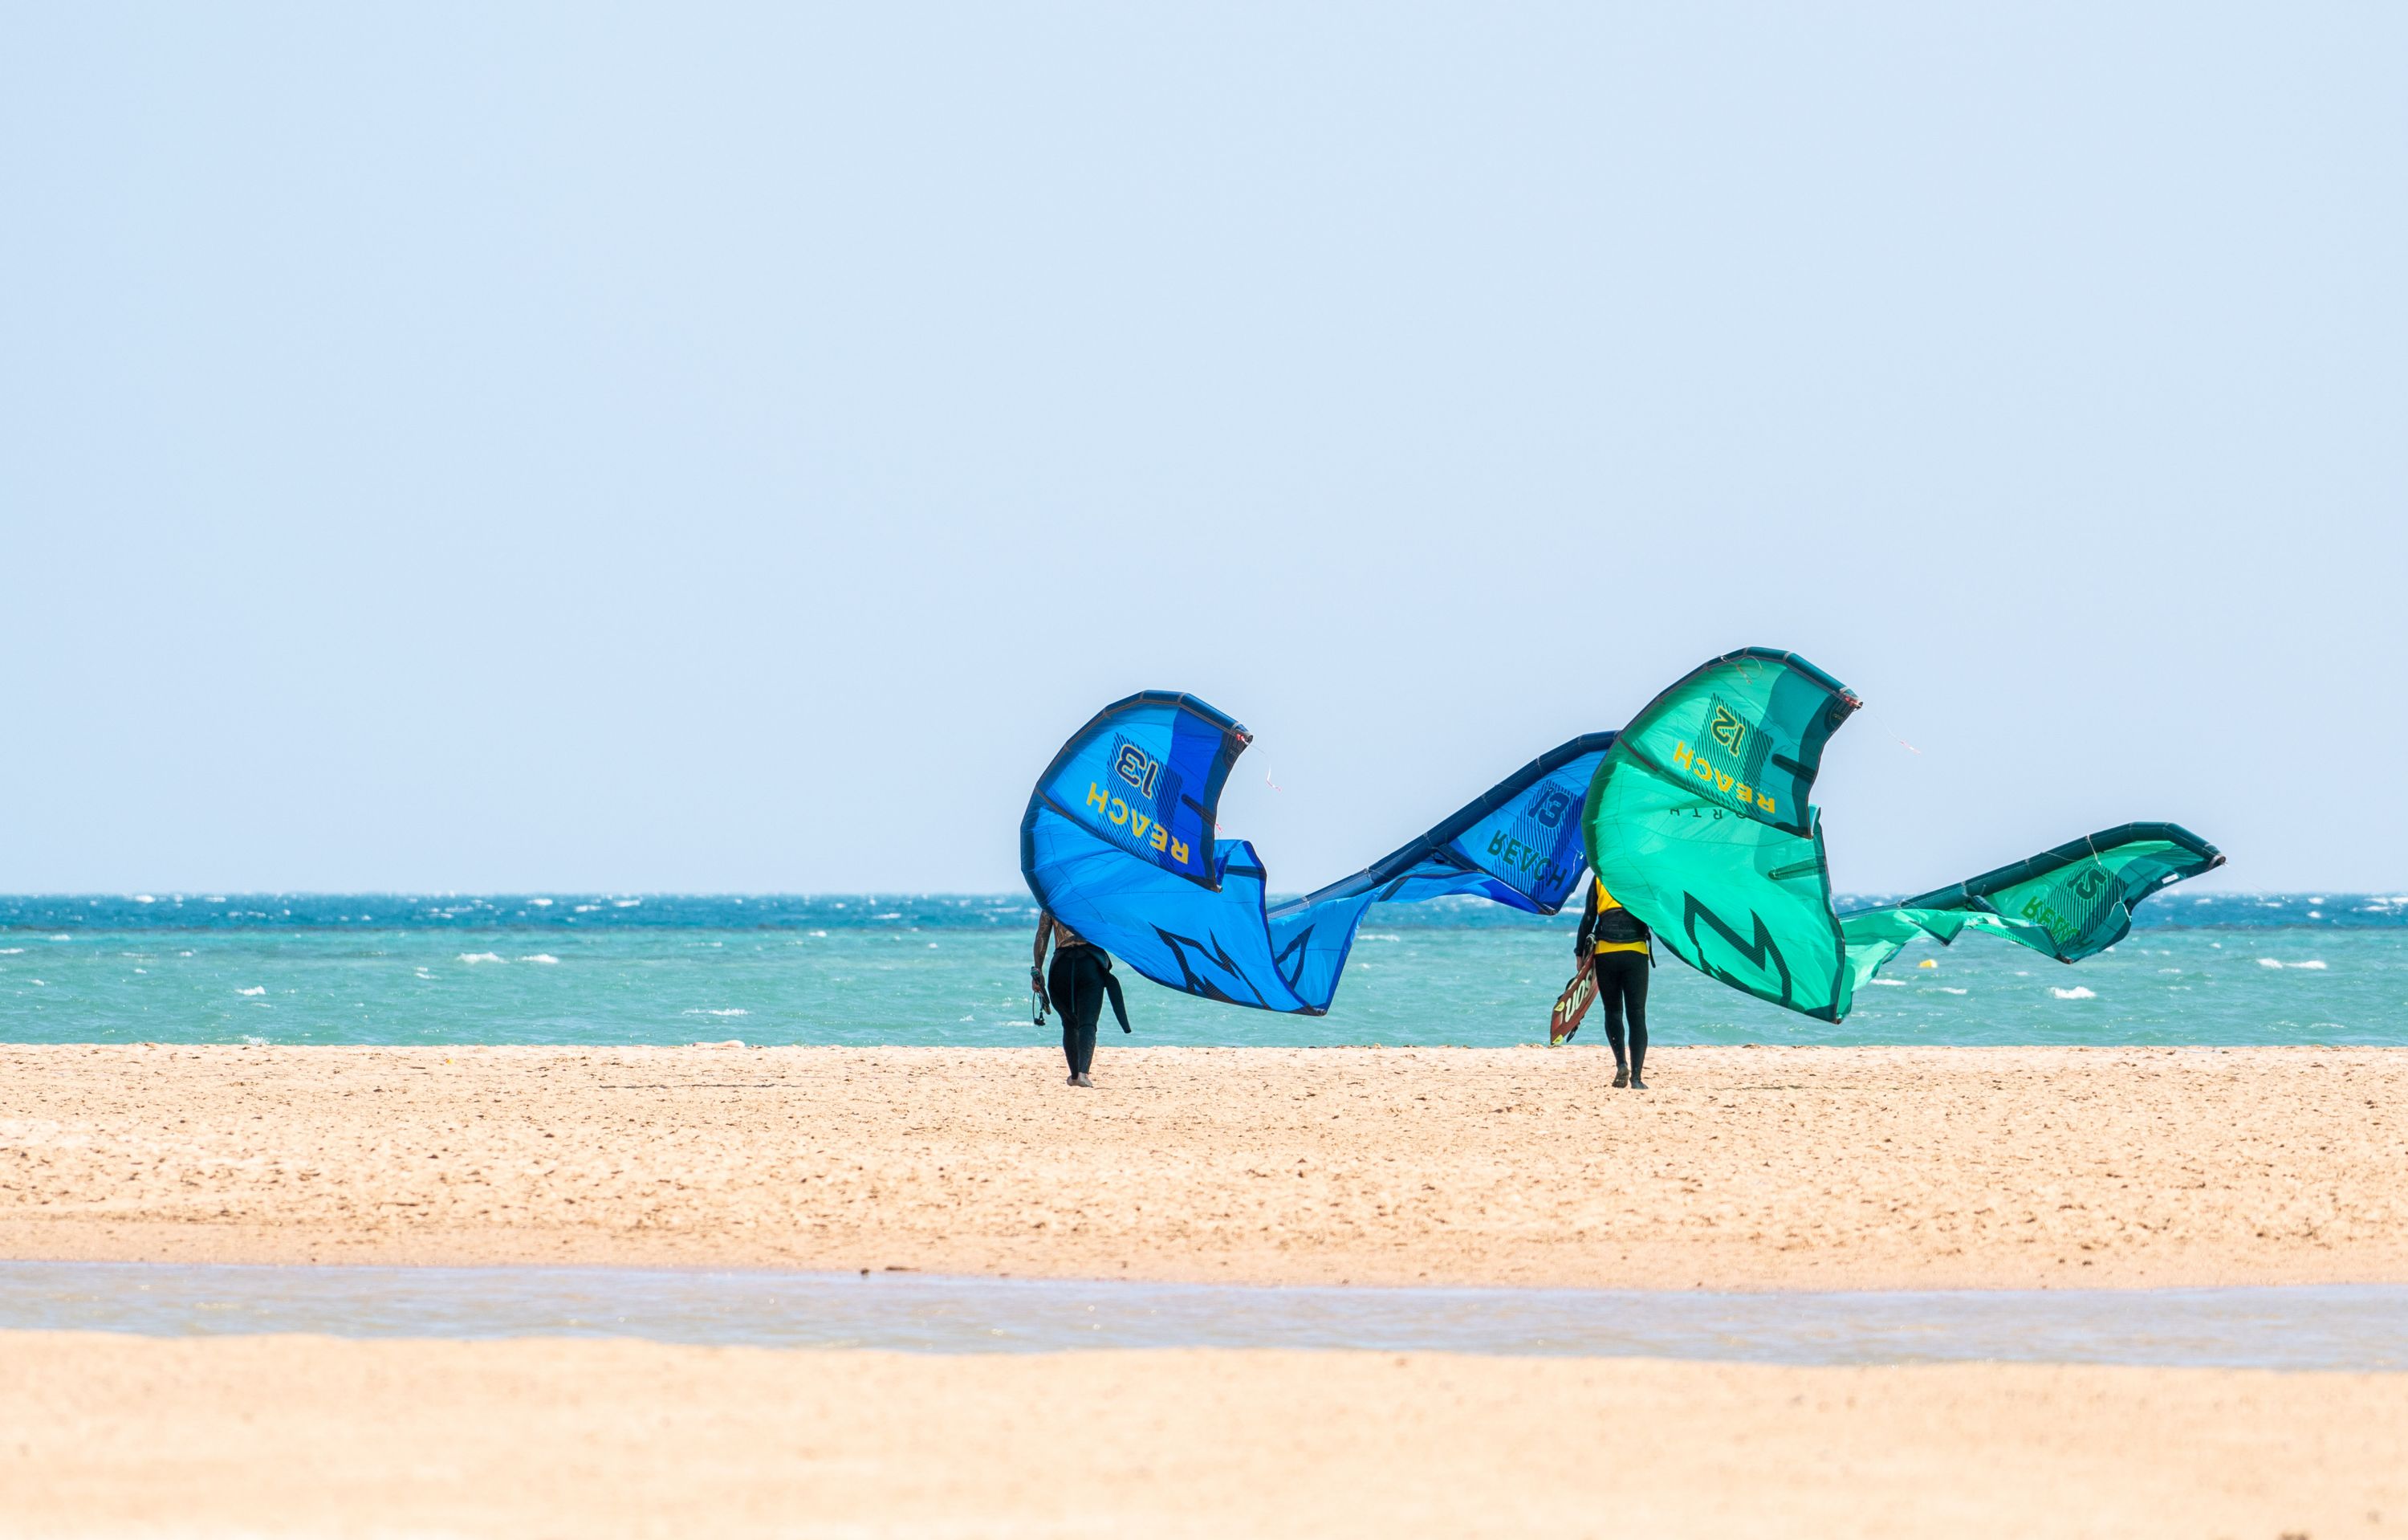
1548;957;1596;1046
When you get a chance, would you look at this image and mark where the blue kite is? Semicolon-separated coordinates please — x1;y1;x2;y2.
1019;691;1612;1014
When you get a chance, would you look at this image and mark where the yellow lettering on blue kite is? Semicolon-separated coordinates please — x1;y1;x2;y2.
1089;780;1190;864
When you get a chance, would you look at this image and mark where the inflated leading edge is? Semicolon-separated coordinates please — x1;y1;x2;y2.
1021;691;1612;1014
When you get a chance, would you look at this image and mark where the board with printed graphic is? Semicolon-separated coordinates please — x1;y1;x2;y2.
1548;957;1596;1045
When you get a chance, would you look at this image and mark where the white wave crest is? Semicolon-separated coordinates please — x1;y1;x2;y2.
236;986;266;996
681;1007;750;1017
1938;986;1968;995
1866;978;1907;987
457;952;506;964
517;954;560;965
2258;958;2328;970
527;898;555;907
2050;986;2097;1000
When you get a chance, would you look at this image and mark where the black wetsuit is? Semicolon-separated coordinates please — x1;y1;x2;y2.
1576;882;1652;1080
1593;951;1649;1077
1046;943;1128;1076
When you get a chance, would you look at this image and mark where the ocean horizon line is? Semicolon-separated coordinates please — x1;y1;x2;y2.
2;886;2393;902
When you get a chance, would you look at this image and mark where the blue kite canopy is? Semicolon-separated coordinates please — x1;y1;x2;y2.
1020;691;1613;1014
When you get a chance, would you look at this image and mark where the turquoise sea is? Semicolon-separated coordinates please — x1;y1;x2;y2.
2;893;2401;1048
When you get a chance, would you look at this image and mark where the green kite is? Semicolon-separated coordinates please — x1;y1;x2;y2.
1580;648;2223;1021
1834;825;2227;998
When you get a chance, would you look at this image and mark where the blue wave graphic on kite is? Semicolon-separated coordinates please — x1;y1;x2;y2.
1019;691;1613;1014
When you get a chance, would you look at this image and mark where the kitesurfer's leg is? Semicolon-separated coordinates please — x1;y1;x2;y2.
1066;950;1105;1083
1599;968;1630;1085
1047;947;1104;1085
1611;952;1651;1089
1048;952;1080;1080
1594;953;1649;1088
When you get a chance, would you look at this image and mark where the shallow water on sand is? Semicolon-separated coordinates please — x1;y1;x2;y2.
3;1261;2402;1370
3;894;2402;1048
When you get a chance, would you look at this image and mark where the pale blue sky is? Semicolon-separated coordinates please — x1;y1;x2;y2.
4;5;2402;893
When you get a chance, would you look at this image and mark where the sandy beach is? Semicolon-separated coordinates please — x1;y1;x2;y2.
0;1333;2394;1538
2;1043;2401;1288
4;1045;2403;1535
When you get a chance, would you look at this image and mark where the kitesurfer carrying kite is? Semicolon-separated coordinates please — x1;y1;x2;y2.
1575;878;1653;1089
1033;908;1128;1088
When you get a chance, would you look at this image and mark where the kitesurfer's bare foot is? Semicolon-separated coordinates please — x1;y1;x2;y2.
1066;1073;1079;1086
1612;1065;1629;1089
1629;1074;1648;1090
1074;1073;1095;1088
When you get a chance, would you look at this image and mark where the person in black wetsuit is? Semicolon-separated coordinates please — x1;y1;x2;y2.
1575;878;1653;1089
1033;909;1127;1087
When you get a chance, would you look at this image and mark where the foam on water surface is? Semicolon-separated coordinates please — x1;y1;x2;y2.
1;894;2402;1048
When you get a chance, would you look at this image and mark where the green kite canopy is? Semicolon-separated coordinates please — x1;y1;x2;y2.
1580;647;2223;1022
1835;825;2227;998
